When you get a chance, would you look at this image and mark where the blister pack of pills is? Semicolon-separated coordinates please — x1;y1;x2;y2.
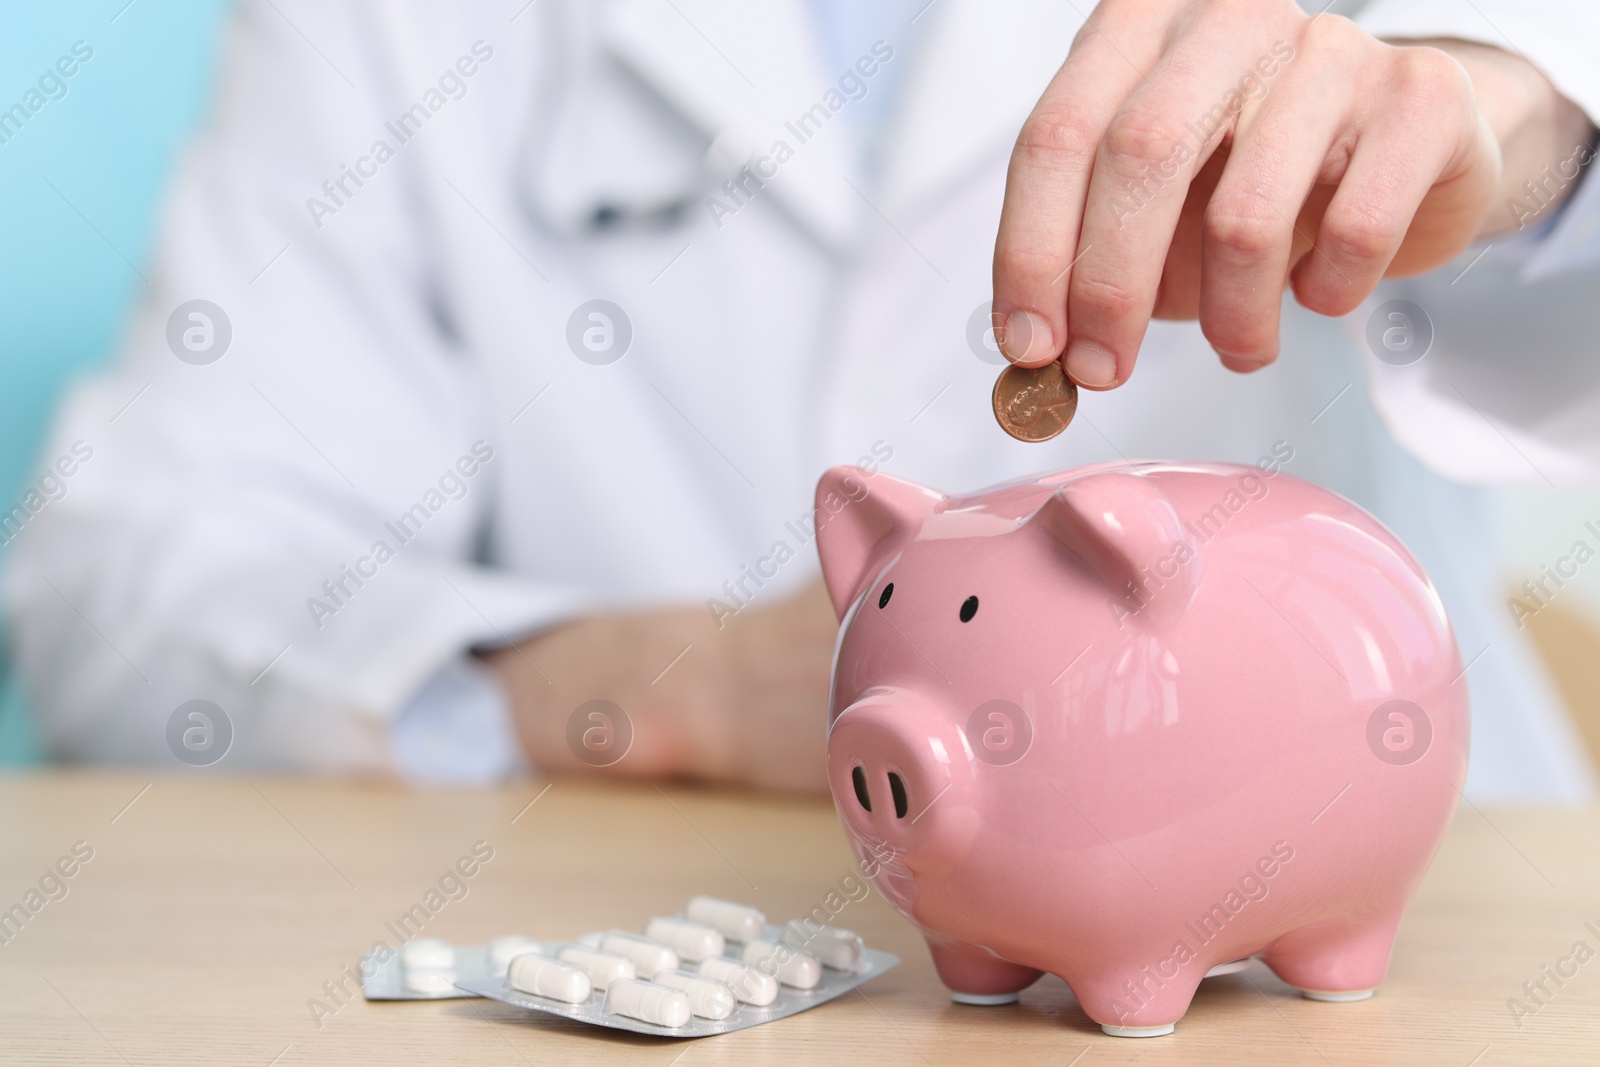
362;895;899;1037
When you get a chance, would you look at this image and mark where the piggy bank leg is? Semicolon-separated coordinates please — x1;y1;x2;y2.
1072;970;1205;1037
1261;910;1403;1001
927;939;1043;1005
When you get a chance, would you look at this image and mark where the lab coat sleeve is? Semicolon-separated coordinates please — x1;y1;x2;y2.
390;657;528;785
1347;0;1600;484
1;1;577;771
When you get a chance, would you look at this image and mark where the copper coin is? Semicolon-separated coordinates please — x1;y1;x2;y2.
992;361;1078;441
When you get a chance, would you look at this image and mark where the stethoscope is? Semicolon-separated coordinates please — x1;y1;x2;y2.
513;0;755;238
518;122;756;237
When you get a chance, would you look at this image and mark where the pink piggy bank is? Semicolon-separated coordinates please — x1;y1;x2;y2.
815;461;1467;1037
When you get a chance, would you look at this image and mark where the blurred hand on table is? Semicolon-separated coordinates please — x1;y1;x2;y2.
483;581;836;793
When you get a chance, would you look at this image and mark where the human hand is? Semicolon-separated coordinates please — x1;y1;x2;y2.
481;581;835;793
993;1;1590;386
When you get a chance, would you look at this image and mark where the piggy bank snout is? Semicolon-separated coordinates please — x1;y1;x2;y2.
828;693;961;835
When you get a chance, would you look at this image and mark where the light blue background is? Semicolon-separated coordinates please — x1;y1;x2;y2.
0;0;236;762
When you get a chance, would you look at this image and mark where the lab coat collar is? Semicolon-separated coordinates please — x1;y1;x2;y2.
599;0;860;249
599;0;1080;250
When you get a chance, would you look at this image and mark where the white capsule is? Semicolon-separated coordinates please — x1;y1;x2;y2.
555;945;636;991
488;935;541;977
652;969;737;1020
603;978;692;1028
592;931;678;978
507;953;593;1004
685;895;766;943
402;967;457;994
400;938;454;971
782;921;864;971
742;939;822;990
696;956;779;1006
644;917;725;962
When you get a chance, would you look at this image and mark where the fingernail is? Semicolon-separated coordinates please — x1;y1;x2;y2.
1220;357;1268;373
1216;349;1276;374
1000;310;1054;364
1064;341;1116;387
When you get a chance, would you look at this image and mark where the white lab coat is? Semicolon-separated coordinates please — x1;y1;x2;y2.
5;0;1600;799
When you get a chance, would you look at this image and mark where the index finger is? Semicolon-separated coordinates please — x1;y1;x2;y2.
992;14;1161;367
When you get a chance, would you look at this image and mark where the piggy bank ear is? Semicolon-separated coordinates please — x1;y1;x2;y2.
815;467;946;619
1030;472;1200;626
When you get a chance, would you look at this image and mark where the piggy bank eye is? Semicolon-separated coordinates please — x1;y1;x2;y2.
960;595;979;622
878;583;894;609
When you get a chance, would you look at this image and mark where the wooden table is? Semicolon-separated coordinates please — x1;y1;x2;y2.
2;772;1597;1065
